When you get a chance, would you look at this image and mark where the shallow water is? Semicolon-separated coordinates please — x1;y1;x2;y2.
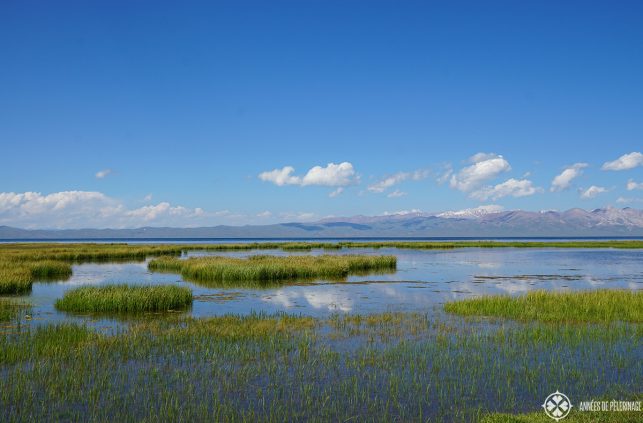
8;247;641;328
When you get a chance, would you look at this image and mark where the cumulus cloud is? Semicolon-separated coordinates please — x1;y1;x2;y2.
95;169;112;179
259;162;357;187
368;169;428;193
257;166;301;186
550;163;588;192
0;191;234;229
626;179;643;191
449;153;511;192
601;152;643;171
579;185;607;199
470;178;542;201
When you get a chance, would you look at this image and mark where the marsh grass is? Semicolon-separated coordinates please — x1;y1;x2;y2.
0;313;640;421
148;254;397;287
0;299;24;322
0;259;72;294
55;284;193;314
481;403;643;422
444;289;643;323
0;241;639;292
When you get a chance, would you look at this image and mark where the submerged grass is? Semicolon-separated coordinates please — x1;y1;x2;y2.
445;289;643;323
148;254;397;286
0;299;24;322
55;284;192;314
0;313;640;422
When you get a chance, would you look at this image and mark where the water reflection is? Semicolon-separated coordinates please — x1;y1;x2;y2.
6;247;642;327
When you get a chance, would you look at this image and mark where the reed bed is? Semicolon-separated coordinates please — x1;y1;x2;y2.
0;260;72;294
1;240;641;265
0;241;640;293
148;254;397;286
55;284;192;313
444;289;643;323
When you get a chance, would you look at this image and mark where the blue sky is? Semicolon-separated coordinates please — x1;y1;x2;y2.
1;0;642;228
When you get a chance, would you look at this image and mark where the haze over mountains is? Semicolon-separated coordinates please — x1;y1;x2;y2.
1;207;642;239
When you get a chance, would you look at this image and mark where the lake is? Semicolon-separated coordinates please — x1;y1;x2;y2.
19;246;643;328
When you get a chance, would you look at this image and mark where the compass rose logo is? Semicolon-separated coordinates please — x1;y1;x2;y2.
542;391;573;420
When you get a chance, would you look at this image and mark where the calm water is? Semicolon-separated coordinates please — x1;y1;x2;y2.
12;247;643;328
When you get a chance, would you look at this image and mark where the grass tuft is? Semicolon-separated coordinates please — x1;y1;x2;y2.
55;284;192;313
444;289;643;323
148;254;397;287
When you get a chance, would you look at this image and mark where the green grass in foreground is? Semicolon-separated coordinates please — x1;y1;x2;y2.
55;284;192;313
445;289;643;323
0;299;23;322
148;254;397;286
0;313;640;422
481;405;642;422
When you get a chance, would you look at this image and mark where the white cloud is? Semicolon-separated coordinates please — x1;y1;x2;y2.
0;191;236;229
579;185;607;199
601;152;643;171
617;196;643;204
449;153;511;192
387;190;406;198
470;178;542;201
259;162;358;187
302;162;357;186
258;166;301;186
368;169;428;193
256;211;272;218
436;166;453;185
95;169;112;179
278;211;317;221
626;179;643;191
550;163;588;192
328;187;344;198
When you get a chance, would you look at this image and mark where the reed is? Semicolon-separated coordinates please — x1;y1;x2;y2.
0;266;32;294
55;284;193;313
444;289;643;323
148;254;397;286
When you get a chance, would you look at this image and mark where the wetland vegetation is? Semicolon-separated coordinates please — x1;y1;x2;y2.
0;312;640;421
0;242;641;421
148;254;397;287
444;290;643;323
55;285;193;314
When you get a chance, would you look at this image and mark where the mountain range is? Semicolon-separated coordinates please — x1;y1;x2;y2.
1;207;642;239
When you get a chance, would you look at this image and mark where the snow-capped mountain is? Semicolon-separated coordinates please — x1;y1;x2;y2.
1;207;642;239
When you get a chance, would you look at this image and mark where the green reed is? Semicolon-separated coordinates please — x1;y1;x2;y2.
55;284;192;313
148;254;397;287
444;289;643;323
